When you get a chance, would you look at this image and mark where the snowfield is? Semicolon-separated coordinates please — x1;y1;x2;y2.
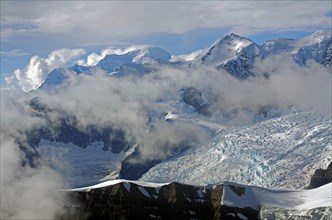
222;182;332;210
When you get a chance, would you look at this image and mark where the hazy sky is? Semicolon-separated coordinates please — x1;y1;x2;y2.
1;1;331;85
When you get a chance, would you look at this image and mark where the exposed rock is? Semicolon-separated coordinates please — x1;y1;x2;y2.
307;162;332;189
60;182;259;220
181;87;210;115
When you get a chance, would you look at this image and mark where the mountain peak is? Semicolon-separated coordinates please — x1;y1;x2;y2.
206;33;255;56
96;46;170;72
304;30;332;43
223;32;248;40
131;46;171;63
198;33;260;76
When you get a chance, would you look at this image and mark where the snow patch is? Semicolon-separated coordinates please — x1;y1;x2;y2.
66;179;170;192
222;182;332;211
138;186;151;198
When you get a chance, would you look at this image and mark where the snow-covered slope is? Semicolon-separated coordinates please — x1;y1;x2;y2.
222;182;331;210
141;109;332;189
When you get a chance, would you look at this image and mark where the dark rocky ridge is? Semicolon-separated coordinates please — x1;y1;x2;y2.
59;182;259;220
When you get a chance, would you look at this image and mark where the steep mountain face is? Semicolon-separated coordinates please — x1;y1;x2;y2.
293;31;332;66
60;180;331;220
195;33;263;78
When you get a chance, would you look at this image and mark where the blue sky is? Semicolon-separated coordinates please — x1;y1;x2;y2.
1;1;331;88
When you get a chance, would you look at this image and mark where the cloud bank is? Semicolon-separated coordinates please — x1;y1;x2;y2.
5;48;85;92
0;90;67;219
1;1;331;43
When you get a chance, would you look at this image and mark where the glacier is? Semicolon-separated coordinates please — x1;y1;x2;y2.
140;109;331;189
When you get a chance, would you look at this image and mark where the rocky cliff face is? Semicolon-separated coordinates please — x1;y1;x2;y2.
57;166;332;220
60;182;258;220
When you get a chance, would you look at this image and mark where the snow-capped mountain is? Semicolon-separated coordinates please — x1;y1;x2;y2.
36;31;331;91
96;46;171;73
36;46;170;90
193;33;263;78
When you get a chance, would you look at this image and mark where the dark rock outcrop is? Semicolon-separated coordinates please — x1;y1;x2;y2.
307;162;332;189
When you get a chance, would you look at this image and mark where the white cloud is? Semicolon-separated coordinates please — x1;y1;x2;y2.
0;91;67;219
77;45;157;66
170;48;207;62
1;1;330;44
7;48;85;92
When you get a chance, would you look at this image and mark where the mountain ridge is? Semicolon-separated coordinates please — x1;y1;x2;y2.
34;31;332;91
60;179;331;220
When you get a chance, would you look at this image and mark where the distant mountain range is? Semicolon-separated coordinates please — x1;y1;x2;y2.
36;30;331;91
